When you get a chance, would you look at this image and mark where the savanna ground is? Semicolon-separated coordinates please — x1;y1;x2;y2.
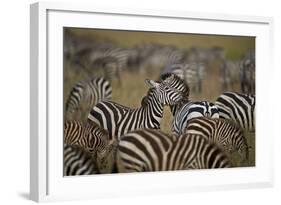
64;28;255;168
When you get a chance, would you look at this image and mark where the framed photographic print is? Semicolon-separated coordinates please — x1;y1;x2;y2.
30;2;274;202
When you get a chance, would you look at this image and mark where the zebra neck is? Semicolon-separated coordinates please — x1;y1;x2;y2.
141;93;164;128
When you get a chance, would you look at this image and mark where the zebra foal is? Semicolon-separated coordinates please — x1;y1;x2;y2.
64;144;98;176
184;117;249;162
64;121;116;173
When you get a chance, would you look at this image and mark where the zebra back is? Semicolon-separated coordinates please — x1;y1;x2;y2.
117;129;176;172
117;129;231;173
64;144;98;176
169;133;231;170
172;101;219;135
215;91;255;131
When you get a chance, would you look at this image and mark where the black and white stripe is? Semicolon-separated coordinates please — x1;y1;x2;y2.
64;121;116;173
220;60;241;91
215;92;255;131
64;144;98;176
187;46;225;65
65;77;112;120
128;44;185;74
184;117;249;161
117;129;231;172
88;75;186;140
159;73;190;115
64;121;110;154
64;121;84;145
161;62;205;93
240;49;255;94
71;43;131;84
172;101;219;135
89;47;131;84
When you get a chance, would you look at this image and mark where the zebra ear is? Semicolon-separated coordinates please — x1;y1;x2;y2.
145;79;159;88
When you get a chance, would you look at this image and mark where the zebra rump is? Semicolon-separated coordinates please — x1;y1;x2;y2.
65;77;112;120
172;101;219;135
215;91;255;132
117;129;231;173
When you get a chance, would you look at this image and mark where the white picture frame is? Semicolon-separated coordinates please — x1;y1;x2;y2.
30;2;274;202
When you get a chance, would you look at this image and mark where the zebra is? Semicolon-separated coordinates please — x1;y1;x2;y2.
63;29;98;62
240;49;255;94
161;62;206;93
87;74;186;140
184;117;249;162
64;121;116;173
172;101;219;136
116;129;231;172
89;46;131;84
187;46;224;66
65;77;112;121
71;43;130;85
130;43;185;74
64;120;84;145
159;72;190;116
219;60;241;91
215;91;255;132
64;144;98;176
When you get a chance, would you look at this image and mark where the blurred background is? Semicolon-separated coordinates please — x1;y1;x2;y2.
63;28;255;166
64;28;255;121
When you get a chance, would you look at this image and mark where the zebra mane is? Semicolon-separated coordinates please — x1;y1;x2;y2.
160;72;176;81
141;88;156;107
160;72;190;99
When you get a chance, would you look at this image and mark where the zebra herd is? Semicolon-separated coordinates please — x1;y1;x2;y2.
63;30;255;176
64;30;255;95
64;74;255;175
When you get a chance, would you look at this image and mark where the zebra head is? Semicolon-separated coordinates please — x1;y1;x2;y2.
160;73;190;99
145;77;183;106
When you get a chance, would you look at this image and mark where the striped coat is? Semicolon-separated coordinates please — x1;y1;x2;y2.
117;129;231;172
